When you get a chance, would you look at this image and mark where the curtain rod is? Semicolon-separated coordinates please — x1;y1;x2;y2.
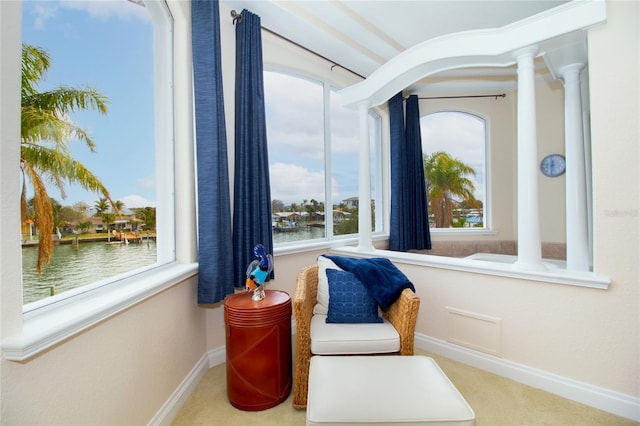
230;9;366;80
230;10;506;101
415;93;507;100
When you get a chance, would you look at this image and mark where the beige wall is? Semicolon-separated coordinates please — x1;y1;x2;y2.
536;78;568;243
1;278;206;424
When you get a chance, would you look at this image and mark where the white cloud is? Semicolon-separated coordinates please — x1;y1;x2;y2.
421;112;484;161
26;0;150;31
30;3;59;30
135;175;155;189
121;194;155;208
421;112;486;202
269;163;325;205
264;71;325;162
59;0;150;22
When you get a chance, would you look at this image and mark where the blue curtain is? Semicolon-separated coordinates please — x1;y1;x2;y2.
388;94;431;251
232;9;274;287
388;92;407;251
405;95;431;250
192;0;235;304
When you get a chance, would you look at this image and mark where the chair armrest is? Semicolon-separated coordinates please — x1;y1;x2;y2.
292;264;318;409
293;265;318;338
383;288;420;355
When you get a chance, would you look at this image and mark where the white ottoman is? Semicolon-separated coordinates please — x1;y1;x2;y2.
307;355;475;425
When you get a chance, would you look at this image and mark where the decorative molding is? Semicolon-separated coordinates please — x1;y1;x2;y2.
339;0;606;108
149;352;210;426
415;334;640;422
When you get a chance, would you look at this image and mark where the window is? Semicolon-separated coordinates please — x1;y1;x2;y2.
264;70;381;245
420;111;487;230
20;0;174;308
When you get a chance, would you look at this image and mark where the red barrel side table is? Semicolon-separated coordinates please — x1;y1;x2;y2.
224;289;292;411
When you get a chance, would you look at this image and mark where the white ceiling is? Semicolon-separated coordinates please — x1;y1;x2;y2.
221;0;570;89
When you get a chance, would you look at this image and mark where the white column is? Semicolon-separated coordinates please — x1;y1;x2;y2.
561;64;590;271
357;101;373;251
513;47;545;270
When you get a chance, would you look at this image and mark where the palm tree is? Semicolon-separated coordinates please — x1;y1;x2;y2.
113;200;125;212
131;206;156;231
423;151;477;228
21;43;113;274
94;198;110;216
94;198;111;240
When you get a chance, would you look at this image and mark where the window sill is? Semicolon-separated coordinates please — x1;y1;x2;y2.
2;262;198;362
273;233;388;256
429;228;498;236
330;246;610;290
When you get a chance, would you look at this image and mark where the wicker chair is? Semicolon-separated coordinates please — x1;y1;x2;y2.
292;264;420;409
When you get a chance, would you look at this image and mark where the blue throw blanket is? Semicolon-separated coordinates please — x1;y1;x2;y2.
322;255;415;310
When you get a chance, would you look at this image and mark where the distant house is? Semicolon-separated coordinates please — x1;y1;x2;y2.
343;197;359;209
78;215;144;234
332;210;351;223
272;212;303;229
343;197;374;210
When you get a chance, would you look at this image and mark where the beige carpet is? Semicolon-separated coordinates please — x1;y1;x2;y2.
172;349;637;425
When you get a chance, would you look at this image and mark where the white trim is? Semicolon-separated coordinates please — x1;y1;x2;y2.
330;246;610;290
421;110;489;231
150;346;225;425
2;263;198;361
416;334;640;422
147;0;177;265
148;351;210;426
207;345;227;368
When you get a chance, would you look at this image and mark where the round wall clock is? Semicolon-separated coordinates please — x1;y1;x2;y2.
540;154;566;177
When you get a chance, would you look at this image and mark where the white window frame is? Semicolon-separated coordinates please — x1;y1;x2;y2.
1;0;198;362
421;110;492;235
264;69;384;252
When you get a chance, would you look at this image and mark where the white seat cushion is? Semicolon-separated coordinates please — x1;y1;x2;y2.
307;355;476;425
310;314;400;355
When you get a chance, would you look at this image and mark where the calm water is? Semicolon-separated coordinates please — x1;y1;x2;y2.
273;226;325;243
22;227;322;304
22;240;157;305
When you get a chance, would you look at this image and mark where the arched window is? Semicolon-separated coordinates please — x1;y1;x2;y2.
420;111;487;230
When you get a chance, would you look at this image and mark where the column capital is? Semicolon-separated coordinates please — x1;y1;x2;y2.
559;63;585;79
512;45;539;62
357;100;371;112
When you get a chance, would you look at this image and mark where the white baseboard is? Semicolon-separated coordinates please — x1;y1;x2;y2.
148;352;210;426
208;345;226;367
149;347;227;425
415;333;640;422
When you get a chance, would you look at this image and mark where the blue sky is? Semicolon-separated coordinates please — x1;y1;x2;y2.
22;0;155;209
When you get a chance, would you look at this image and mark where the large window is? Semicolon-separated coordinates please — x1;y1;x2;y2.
264;70;381;245
20;0;173;308
420;111;487;230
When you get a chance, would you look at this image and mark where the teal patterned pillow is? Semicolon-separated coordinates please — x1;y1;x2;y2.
326;269;382;323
